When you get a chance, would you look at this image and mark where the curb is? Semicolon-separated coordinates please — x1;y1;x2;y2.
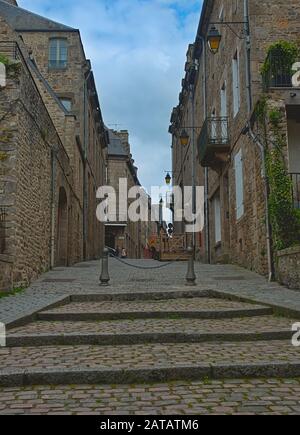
0;362;300;387
37;307;273;322
4;296;71;330
210;290;300;320
6;330;293;347
71;290;212;302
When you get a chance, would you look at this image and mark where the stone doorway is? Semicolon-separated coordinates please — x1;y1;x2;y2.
56;187;68;267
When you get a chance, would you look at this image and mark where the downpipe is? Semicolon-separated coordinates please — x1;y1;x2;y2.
245;123;275;282
244;0;252;113
198;35;210;264
50;148;56;269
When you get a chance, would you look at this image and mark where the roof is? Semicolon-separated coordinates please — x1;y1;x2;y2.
107;130;128;157
0;0;77;32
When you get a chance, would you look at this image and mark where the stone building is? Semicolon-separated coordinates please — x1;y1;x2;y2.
105;129;147;259
169;0;300;279
0;0;108;291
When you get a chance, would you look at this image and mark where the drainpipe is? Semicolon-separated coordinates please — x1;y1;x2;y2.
50;148;56;269
245;124;275;282
244;0;252;113
198;35;210;263
83;69;92;260
191;85;196;251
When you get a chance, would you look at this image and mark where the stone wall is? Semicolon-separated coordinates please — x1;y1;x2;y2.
170;0;300;278
0;19;83;290
277;246;300;290
20;27;107;262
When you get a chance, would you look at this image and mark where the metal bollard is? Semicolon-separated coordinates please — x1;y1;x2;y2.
186;246;196;286
100;248;110;286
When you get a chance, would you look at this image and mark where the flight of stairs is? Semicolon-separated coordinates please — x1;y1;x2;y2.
1;288;299;387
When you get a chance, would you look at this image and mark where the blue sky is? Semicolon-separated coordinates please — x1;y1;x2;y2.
19;0;202;191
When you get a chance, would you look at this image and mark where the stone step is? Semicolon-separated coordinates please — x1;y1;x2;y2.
0;341;299;387
7;316;295;346
38;298;273;321
69;289;211;302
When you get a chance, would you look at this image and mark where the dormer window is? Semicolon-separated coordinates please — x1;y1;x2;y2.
60;98;72;111
49;38;68;69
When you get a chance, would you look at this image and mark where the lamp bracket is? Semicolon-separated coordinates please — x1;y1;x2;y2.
209;21;249;40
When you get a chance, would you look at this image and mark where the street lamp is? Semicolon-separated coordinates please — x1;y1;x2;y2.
179;129;190;147
165;173;172;185
207;26;222;54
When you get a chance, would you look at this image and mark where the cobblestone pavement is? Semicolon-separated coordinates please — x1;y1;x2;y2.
1;259;300;415
0;341;299;370
40;298;265;314
1;379;300;415
1;259;300;325
8;315;296;335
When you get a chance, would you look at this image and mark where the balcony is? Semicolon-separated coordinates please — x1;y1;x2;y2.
198;117;230;168
290;173;300;209
262;54;294;89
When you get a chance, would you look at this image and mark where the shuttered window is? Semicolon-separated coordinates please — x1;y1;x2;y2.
49;39;68;69
234;149;244;219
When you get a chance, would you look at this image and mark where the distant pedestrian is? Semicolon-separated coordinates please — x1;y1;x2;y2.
121;248;127;259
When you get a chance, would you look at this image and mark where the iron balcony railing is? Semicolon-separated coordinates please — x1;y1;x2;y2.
290;173;300;209
262;54;294;89
198;117;229;164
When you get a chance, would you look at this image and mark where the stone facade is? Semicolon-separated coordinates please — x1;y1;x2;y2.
105;130;145;259
15;23;107;262
0;2;108;291
277;246;300;290
170;0;300;279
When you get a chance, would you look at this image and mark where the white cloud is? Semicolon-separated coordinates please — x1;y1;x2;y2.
19;0;202;191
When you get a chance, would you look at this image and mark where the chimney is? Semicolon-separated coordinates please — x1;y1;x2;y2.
4;0;18;5
115;130;131;156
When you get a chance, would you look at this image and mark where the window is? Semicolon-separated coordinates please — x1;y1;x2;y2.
219;5;224;22
232;51;240;117
60;98;72;111
234;149;244;219
213;192;222;244
49;39;68;69
220;82;228;142
211;108;217;140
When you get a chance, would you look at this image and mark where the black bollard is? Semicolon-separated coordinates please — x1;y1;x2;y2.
100;247;110;286
186;246;196;286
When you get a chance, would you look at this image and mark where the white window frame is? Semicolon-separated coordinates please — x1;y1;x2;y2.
49;38;68;69
234;149;244;220
220;81;228;143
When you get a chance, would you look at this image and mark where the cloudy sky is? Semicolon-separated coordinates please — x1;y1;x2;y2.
19;0;202;191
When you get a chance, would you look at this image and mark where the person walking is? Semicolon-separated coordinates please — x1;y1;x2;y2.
121;248;127;259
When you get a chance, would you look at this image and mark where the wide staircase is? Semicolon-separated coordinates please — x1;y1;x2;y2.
1;288;300;387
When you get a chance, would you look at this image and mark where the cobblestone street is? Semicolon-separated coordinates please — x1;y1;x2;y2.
0;259;300;415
